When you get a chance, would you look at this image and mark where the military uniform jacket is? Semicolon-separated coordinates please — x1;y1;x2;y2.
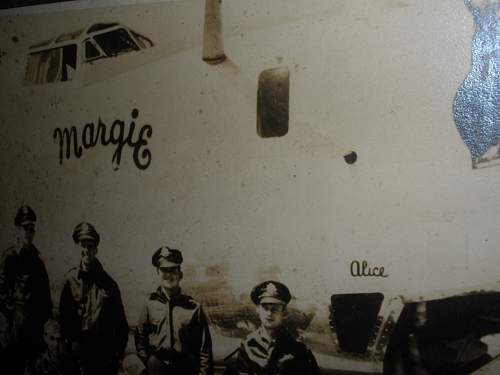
0;245;52;357
134;287;214;375
59;259;128;366
25;350;80;375
226;327;321;375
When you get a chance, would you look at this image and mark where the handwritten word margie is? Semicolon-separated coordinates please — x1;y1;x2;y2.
53;109;152;170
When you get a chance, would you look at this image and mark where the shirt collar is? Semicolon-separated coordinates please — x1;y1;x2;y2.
151;286;182;304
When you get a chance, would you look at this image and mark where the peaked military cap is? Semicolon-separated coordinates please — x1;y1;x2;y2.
72;222;100;246
152;246;183;268
251;281;291;305
14;205;36;227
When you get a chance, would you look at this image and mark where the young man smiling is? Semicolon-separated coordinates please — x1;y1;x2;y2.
225;281;320;375
135;246;213;375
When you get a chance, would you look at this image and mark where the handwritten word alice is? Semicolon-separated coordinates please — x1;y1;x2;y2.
53;108;152;170
350;260;388;278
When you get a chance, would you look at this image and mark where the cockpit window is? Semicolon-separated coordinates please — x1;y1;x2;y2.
93;28;139;57
25;48;62;84
25;44;76;84
257;67;290;138
130;31;154;49
330;293;384;354
85;41;101;60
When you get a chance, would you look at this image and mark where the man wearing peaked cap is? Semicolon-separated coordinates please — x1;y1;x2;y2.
135;246;214;375
59;222;128;375
224;281;320;375
0;206;52;374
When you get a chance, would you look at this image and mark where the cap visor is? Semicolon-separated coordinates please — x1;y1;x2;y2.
158;259;180;268
259;297;286;305
77;234;97;242
19;220;35;226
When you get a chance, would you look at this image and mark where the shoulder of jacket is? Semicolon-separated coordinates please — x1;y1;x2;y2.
280;334;309;354
145;294;158;307
64;267;80;280
30;244;41;255
243;329;261;345
0;246;16;260
182;293;199;304
147;287;162;299
179;293;202;309
101;270;119;289
91;262;120;291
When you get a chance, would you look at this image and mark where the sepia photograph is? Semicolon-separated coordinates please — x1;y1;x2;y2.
1;0;500;374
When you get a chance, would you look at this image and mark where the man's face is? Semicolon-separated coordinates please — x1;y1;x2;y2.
16;224;35;247
157;266;182;291
44;329;65;358
257;303;286;330
78;240;98;271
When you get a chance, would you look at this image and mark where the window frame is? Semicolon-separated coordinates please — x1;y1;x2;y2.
83;38;105;62
91;27;140;58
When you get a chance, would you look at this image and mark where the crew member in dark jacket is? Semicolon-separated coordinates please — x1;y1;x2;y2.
224;281;321;375
59;222;128;375
0;206;52;374
135;246;214;375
